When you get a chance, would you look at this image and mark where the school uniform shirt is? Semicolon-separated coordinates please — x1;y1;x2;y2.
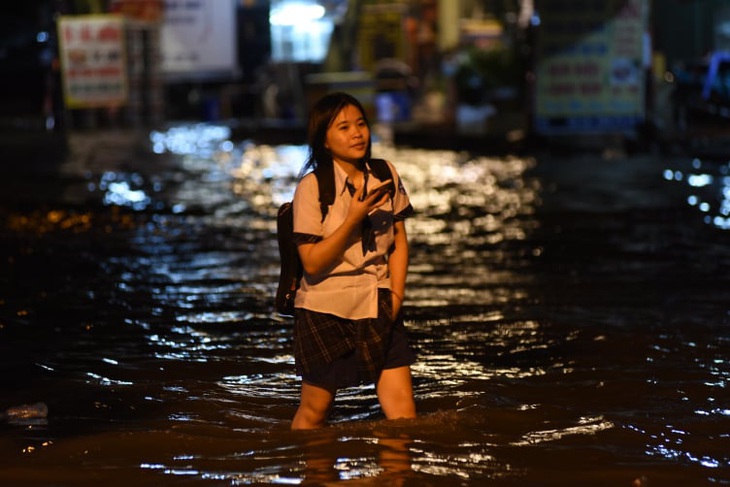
292;159;413;320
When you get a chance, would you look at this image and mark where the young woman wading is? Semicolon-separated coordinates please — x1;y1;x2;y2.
290;92;417;430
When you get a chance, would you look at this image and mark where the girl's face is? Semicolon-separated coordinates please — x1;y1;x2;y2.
325;104;370;166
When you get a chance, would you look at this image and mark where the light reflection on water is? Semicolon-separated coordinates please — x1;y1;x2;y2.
0;124;729;485
664;156;730;230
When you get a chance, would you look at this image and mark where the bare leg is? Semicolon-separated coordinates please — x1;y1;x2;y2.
292;381;336;430
376;366;416;420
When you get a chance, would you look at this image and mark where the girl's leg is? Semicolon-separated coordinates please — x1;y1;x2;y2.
376;365;416;420
292;381;336;430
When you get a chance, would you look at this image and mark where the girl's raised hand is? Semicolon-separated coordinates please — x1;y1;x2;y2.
349;184;389;222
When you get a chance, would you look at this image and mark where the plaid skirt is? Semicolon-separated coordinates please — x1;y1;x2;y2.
293;289;416;388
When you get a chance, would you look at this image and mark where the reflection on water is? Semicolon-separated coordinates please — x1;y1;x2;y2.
0;124;728;485
664;156;730;230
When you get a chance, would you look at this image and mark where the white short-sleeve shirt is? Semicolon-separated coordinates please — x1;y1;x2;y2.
292;160;412;320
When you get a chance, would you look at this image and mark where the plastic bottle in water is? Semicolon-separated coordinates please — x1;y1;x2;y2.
1;402;48;421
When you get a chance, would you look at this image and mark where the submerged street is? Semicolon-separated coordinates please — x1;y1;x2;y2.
1;125;729;485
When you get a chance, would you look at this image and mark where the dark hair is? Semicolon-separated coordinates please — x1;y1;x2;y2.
300;92;372;177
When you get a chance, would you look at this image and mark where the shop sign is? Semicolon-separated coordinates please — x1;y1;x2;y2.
534;0;649;134
109;0;164;23
58;15;128;109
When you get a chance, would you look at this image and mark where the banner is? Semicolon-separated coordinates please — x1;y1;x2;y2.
534;0;648;134
160;0;237;78
58;15;128;109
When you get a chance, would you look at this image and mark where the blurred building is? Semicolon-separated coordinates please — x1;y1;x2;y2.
0;1;61;131
1;0;728;140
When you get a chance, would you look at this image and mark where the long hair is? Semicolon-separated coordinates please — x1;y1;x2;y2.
300;92;372;178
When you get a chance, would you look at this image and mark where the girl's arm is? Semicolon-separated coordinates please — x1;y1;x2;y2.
388;219;409;319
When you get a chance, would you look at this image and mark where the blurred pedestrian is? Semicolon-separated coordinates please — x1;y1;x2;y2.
290;92;417;429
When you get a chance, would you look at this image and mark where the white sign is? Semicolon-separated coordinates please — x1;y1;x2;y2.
161;0;238;77
58;15;128;108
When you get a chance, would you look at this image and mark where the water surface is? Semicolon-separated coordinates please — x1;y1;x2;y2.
1;126;728;486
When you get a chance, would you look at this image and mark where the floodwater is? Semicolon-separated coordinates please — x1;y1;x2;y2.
1;125;729;486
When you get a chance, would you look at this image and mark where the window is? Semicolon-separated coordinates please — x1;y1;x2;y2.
270;0;333;62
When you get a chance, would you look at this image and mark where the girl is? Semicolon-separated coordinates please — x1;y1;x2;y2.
290;92;417;430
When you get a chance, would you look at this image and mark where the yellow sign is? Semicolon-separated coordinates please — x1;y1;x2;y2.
58;15;128;109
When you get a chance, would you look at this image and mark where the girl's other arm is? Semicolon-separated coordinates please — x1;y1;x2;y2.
388;219;409;318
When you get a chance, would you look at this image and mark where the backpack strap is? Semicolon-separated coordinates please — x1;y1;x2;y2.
313;159;393;222
313;164;335;223
369;159;393;194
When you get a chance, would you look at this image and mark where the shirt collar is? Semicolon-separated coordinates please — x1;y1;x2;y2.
334;161;372;197
333;161;350;196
